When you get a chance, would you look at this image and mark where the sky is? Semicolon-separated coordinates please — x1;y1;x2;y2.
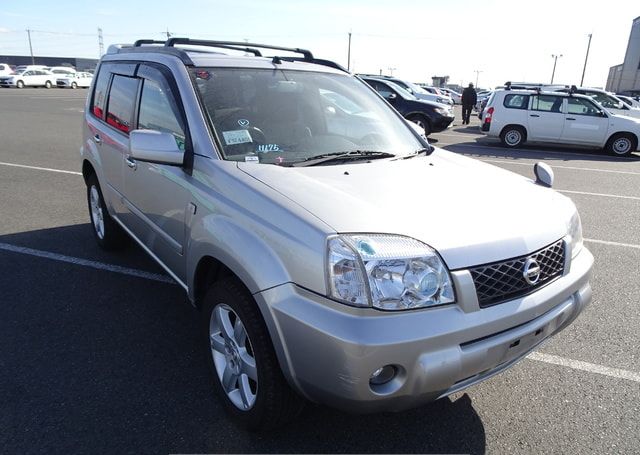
0;0;638;89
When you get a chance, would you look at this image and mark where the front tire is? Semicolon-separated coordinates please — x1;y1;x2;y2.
500;125;526;148
71;82;77;89
202;278;303;431
606;133;636;157
16;80;24;89
86;174;127;250
407;114;432;136
45;80;52;89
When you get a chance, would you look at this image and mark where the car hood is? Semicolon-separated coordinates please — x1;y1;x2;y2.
237;149;575;269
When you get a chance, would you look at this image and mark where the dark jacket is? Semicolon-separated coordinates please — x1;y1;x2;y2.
462;86;477;106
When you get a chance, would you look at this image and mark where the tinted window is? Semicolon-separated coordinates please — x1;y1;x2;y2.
503;94;529;109
567;98;602;117
138;79;186;150
531;95;563;113
91;66;112;119
105;75;138;134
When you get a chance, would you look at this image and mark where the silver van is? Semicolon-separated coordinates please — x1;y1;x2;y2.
80;39;593;430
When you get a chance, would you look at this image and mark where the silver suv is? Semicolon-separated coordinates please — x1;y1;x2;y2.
81;38;593;430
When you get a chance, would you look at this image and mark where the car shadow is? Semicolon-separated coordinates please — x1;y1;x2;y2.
442;138;640;163
0;224;487;454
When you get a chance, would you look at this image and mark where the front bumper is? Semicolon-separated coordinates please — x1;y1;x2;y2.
255;246;593;413
432;115;455;133
0;80;16;87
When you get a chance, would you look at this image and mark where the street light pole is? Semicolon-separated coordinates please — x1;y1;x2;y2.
474;69;483;87
580;34;592;86
26;29;35;65
347;32;352;71
550;54;563;84
388;67;397;76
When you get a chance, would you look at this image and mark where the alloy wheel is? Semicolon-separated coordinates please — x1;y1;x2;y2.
89;185;105;239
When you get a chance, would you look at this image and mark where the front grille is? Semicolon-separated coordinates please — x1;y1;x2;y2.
469;240;565;308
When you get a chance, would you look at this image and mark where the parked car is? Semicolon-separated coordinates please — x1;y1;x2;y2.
81;38;592;430
617;94;640;109
0;69;56;88
360;77;454;135
0;63;13;77
358;75;453;106
475;90;493;112
440;88;462;104
481;89;640;156
554;86;640;120
56;72;93;88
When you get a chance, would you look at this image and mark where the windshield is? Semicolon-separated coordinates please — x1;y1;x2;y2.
586;91;623;109
192;68;424;165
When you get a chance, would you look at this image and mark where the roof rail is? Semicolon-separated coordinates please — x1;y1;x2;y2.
164;37;314;60
133;39;166;47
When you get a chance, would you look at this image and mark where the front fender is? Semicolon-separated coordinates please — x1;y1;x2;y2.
187;214;291;300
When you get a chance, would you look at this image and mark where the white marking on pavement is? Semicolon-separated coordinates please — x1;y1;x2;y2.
559;190;640;200
479;158;640;175
0;161;82;176
528;352;640;383
449;143;640;162
0;242;175;284
584;238;640;250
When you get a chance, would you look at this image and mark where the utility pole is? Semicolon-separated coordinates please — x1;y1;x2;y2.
347;32;352;72
97;27;104;57
164;28;172;39
26;29;35;64
388;67;396;76
550;54;563;84
474;69;483;87
580;34;592;86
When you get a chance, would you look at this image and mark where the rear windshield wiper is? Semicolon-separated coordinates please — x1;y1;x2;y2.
292;150;395;167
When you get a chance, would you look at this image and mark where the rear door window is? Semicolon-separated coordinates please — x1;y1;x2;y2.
105;75;139;134
531;95;564;113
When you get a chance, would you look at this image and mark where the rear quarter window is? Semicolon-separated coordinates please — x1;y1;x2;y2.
503;94;529;109
91;65;112;119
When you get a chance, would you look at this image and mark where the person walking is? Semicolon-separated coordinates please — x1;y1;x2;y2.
461;83;477;125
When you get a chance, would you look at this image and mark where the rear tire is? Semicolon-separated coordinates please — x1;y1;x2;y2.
500;125;526;148
407;114;432;136
202;278;304;431
86;174;127;250
606;133;636;157
71;82;77;89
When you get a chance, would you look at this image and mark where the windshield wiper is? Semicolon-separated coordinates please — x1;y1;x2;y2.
394;146;434;160
292;150;395;167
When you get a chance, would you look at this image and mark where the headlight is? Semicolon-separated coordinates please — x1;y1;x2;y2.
568;211;583;258
327;234;455;310
435;107;450;116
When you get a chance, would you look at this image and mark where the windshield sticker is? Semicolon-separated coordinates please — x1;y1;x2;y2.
257;144;280;153
275;156;284;165
238;119;250;127
195;70;211;80
244;155;259;163
222;129;252;146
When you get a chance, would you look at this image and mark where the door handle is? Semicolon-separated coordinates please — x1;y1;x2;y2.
125;156;137;170
529;114;540;118
93;134;101;144
566;117;576;121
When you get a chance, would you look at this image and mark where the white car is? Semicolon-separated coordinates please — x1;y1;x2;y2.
481;89;640;156
0;63;13;77
440;88;462;104
554;87;640;120
617;95;640;109
358;75;454;105
0;69;56;88
56;72;93;89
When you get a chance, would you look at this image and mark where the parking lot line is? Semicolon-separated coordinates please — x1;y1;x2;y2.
448;143;640;162
559;190;640;201
0;242;175;284
584;238;640;250
478;158;640;176
528;352;640;383
0;161;82;176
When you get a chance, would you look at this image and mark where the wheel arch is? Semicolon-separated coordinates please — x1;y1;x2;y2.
82;159;96;185
606;131;638;150
500;123;528;140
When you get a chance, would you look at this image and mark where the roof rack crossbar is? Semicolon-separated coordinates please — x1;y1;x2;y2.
133;39;167;47
164;37;314;60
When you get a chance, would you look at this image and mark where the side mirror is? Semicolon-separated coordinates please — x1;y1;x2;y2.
386;93;397;101
534;162;554;188
129;130;185;166
598;110;607;118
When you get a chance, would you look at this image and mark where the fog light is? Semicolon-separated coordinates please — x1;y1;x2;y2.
369;365;396;385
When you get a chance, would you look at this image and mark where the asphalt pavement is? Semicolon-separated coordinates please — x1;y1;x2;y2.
0;90;638;454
